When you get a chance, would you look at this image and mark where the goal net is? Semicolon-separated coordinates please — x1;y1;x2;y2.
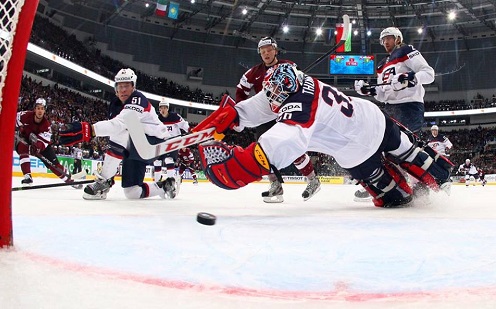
0;0;39;247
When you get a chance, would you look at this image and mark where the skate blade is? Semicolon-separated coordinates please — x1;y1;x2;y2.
263;195;284;203
303;187;321;201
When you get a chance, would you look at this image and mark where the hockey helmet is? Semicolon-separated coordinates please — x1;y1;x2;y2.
114;68;137;87
380;27;403;46
159;98;169;108
35;98;46;107
262;63;303;112
258;37;278;54
465;159;471;165
431;125;439;131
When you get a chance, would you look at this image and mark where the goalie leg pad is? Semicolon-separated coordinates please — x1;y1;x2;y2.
400;147;450;192
360;165;412;208
198;141;271;190
423;145;455;171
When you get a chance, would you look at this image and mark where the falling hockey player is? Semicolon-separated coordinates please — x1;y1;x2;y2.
196;63;453;207
59;68;178;200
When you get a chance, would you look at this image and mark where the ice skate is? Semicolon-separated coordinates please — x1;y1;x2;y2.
412;182;429;198
353;187;372;202
192;178;198;185
381;195;413;208
158;177;178;199
83;174;113;200
21;173;33;185
262;180;284;203
302;176;321;201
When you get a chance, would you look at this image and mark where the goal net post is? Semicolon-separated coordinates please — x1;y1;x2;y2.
0;0;39;247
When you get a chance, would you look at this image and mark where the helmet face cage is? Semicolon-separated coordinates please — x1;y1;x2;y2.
258;37;277;54
114;68;137;88
379;27;403;46
262;63;300;111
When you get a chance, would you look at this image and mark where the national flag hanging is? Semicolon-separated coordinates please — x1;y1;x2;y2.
155;0;167;17
168;2;179;20
335;23;352;52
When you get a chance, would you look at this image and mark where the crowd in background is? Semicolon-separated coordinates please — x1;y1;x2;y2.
15;14;496;176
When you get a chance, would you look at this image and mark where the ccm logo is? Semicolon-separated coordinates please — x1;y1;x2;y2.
279;102;302;113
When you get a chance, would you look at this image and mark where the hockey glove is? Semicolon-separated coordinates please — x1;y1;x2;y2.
198;141;271;190
29;133;46;155
59;122;93;146
391;71;417;91
354;80;377;96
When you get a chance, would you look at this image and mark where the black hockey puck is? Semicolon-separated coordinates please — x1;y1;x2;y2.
197;212;216;226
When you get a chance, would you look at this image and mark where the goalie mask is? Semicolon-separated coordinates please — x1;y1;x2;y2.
380;27;403;46
114;68;137;88
262;63;302;112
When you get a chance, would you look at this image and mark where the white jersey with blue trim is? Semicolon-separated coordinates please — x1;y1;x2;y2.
159;112;190;138
235;77;386;169
374;44;434;104
93;90;169;141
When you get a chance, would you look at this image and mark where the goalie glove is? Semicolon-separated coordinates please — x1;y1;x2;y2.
354;80;377;96
198;141;271;190
391;71;417;91
59;122;94;146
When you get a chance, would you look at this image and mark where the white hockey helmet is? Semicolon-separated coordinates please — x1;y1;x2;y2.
431;125;439;131
35;98;46;107
114;68;137;87
258;37;278;54
158;98;169;108
466;159;471;165
380;27;403;46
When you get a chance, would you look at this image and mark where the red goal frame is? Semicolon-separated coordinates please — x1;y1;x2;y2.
0;0;39;247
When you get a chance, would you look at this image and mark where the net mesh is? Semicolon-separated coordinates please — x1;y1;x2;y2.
0;0;25;113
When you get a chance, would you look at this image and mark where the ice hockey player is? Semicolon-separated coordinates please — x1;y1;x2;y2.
59;68;177;200
178;147;199;184
15;98;81;187
152;98;189;186
236;36;320;203
197;63;452;208
458;159;479;186
427;125;453;156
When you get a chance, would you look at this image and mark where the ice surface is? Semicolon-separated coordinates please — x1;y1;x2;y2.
2;177;496;308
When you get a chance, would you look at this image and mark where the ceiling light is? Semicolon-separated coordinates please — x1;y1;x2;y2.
242;8;248;15
283;25;289;33
316;28;323;36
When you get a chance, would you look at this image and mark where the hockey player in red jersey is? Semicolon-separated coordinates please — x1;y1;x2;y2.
198;63;453;208
178;147;198;184
15;98;79;187
236;36;320;203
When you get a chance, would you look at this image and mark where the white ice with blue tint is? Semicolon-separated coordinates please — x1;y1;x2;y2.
3;177;496;308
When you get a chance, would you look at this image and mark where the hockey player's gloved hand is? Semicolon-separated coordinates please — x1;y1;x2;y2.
354;80;377;96
29;133;46;155
59;122;93;146
391;71;417;91
210;105;239;135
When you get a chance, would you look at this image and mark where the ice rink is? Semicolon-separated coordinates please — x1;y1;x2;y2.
2;177;496;308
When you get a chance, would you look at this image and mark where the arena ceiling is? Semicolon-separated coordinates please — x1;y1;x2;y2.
67;0;496;48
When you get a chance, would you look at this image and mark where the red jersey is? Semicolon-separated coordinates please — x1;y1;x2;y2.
16;111;52;146
178;148;195;165
235;59;295;102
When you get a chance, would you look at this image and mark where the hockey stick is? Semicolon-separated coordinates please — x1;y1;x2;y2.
12;179;94;192
125;112;216;160
15;133;87;180
126;95;235;160
303;14;350;72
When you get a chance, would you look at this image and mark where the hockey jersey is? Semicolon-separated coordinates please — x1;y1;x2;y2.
427;134;453;155
374;44;434;104
16;111;52;149
159;112;189;138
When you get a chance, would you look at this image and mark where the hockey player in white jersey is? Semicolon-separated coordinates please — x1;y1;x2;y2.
59;68;177;200
196;63;452;208
458;159;479;186
153;98;190;185
427;125;453;156
353;26;435;201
